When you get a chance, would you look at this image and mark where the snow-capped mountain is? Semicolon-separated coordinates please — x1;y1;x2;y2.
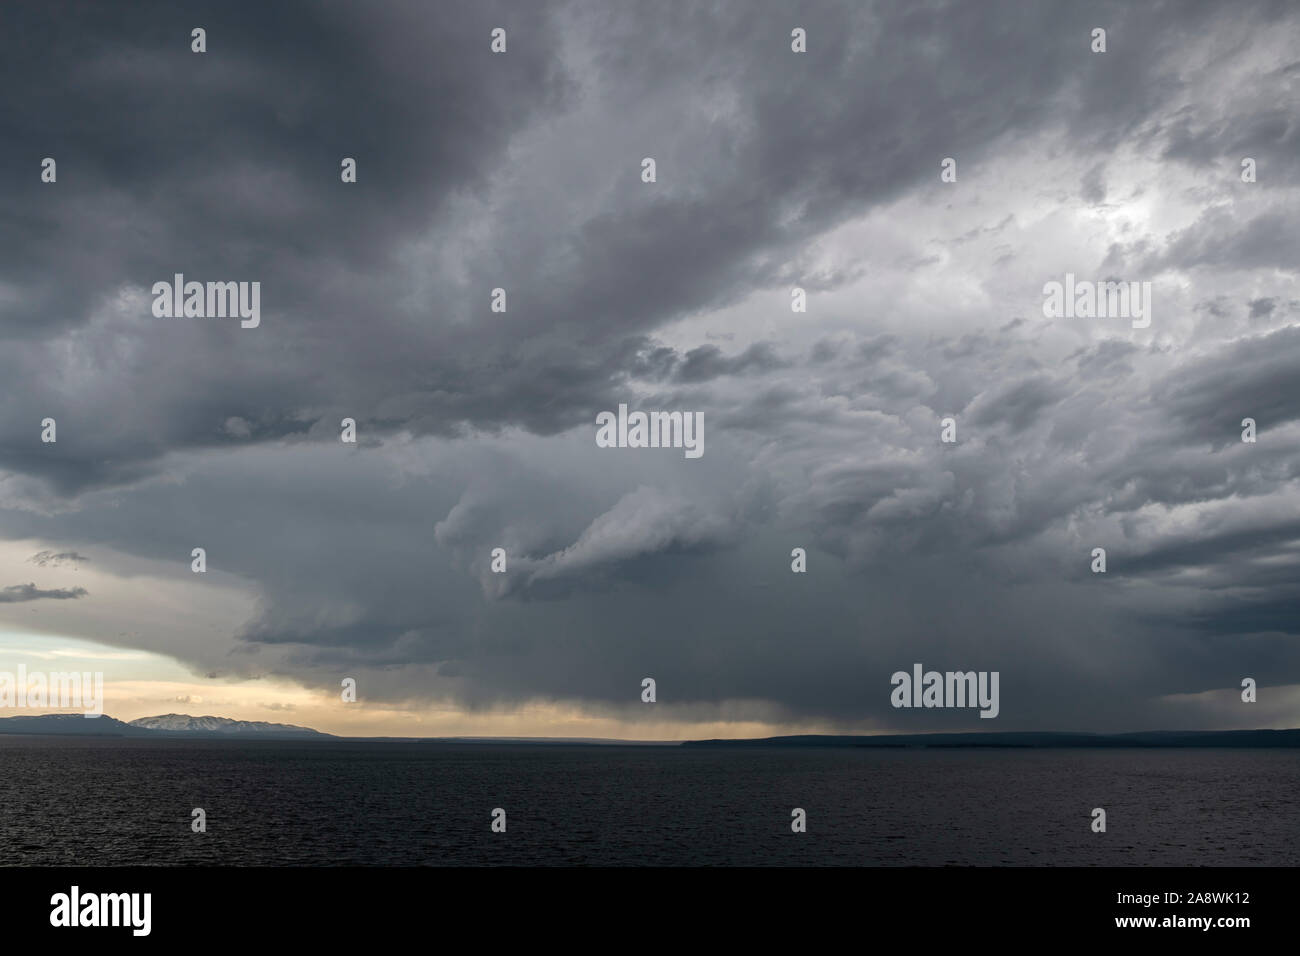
127;714;330;737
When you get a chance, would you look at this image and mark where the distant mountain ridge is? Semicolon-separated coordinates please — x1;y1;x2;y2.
0;714;144;736
0;712;332;739
127;714;331;737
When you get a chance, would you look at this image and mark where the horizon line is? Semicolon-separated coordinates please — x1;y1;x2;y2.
2;713;1299;745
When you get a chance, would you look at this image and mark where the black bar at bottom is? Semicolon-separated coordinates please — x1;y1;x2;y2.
1;865;1282;943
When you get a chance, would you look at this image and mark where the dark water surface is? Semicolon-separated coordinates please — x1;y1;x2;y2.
2;737;1295;865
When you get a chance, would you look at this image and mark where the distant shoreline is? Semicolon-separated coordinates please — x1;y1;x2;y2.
1;716;1297;748
681;729;1300;749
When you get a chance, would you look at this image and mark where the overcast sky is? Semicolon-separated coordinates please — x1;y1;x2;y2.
1;0;1298;738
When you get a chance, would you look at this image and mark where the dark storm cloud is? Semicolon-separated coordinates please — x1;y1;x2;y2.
1249;297;1276;318
27;550;89;567
1158;51;1300;184
0;0;1260;494
0;0;566;332
1155;324;1300;443
0;583;88;602
966;375;1068;433
630;342;788;383
1152;208;1300;272
0;0;569;492
1;0;1298;732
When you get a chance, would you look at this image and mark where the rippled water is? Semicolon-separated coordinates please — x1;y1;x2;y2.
1;737;1295;865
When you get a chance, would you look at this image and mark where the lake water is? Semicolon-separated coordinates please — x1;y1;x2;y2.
1;737;1295;865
